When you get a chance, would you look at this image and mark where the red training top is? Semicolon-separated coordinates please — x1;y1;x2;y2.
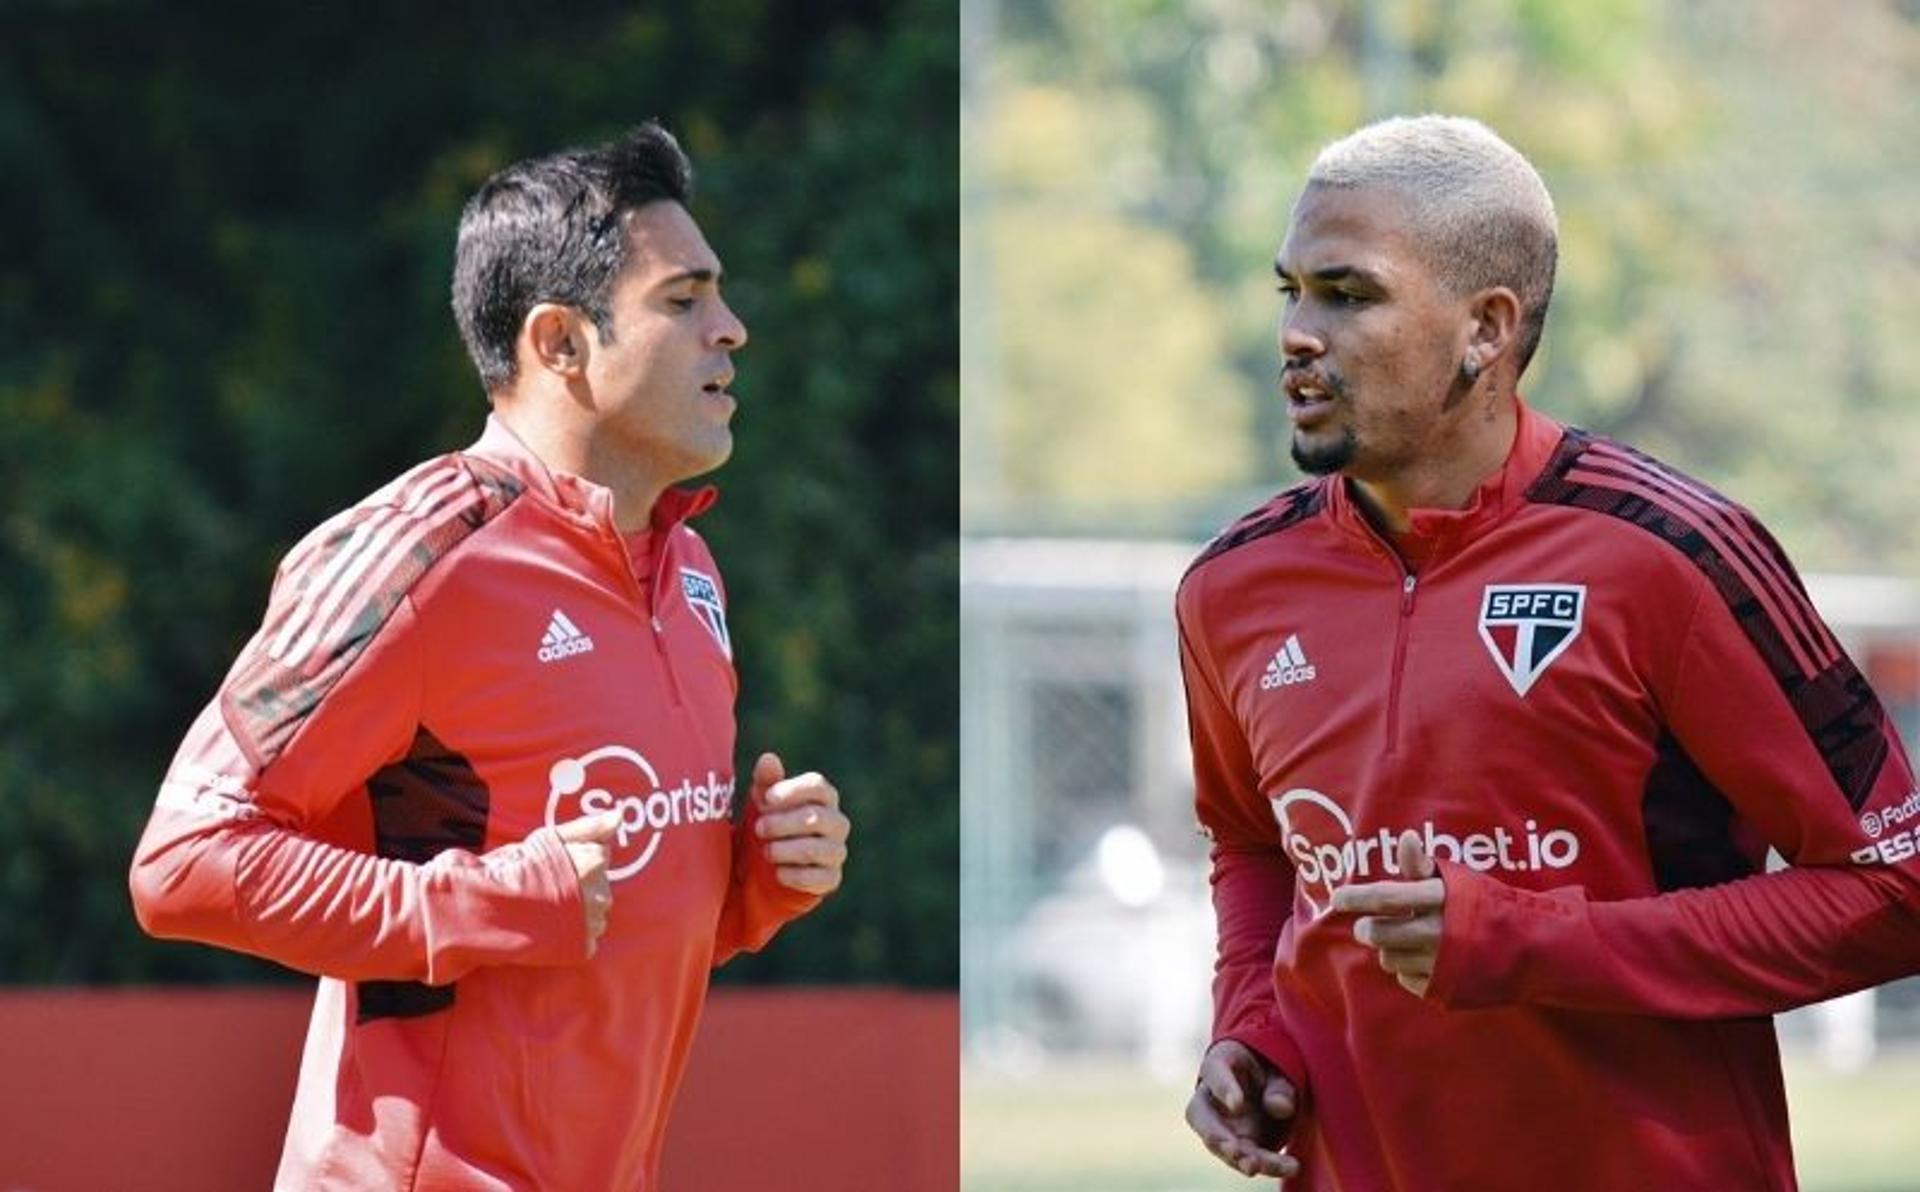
131;415;818;1191
1176;400;1920;1191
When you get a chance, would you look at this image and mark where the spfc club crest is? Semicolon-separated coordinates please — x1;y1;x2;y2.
679;567;732;658
1477;584;1585;697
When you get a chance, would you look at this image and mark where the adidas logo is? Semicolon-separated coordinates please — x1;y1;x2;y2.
537;609;595;663
1259;634;1316;689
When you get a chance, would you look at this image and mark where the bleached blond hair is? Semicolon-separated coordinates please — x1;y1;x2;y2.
1307;115;1559;372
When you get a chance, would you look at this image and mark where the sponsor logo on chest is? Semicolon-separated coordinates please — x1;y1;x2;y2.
1477;583;1586;697
546;745;735;882
1270;787;1584;918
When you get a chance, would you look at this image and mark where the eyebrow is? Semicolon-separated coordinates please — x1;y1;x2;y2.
1273;261;1383;288
658;267;723;287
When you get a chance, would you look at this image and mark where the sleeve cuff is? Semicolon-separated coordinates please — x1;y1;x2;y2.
1218;1019;1308;1094
523;825;591;963
420;826;589;982
739;817;825;916
1426;858;1493;1008
1429;860;1587;1010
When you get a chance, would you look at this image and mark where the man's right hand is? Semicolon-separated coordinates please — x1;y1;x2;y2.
553;811;621;956
1185;1039;1301;1181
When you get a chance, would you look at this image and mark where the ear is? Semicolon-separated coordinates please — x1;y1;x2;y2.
1462;286;1523;377
521;302;592;381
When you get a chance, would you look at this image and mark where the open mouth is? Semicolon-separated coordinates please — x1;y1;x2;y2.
1284;372;1338;423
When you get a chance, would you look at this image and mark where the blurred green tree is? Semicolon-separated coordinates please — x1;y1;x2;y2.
0;0;956;986
966;0;1920;571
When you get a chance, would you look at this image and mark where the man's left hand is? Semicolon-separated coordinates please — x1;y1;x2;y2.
1329;830;1445;996
748;752;850;896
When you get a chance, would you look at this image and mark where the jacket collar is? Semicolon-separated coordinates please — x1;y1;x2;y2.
1326;396;1565;563
466;413;718;532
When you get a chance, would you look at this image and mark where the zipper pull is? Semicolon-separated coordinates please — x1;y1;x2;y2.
652;615;664;634
1402;574;1417;612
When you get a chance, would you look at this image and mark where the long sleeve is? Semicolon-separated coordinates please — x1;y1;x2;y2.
1431;538;1920;1016
711;800;823;966
696;557;822;966
130;504;586;984
1178;591;1308;1087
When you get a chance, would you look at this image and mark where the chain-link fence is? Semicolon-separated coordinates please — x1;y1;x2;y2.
962;539;1204;1075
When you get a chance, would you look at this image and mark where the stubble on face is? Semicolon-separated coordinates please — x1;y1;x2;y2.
588;202;742;486
1287;366;1357;475
1276;185;1472;488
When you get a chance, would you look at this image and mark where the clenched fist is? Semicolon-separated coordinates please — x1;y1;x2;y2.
748;752;851;896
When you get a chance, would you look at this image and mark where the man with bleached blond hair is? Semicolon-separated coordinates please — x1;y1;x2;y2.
1177;114;1920;1190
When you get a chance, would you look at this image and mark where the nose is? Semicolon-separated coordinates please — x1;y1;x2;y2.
712;296;748;351
1280;305;1325;365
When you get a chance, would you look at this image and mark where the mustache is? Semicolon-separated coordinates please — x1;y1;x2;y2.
1282;362;1347;400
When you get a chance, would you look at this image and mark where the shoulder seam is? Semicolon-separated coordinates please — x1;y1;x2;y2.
1183;481;1329;585
1524;429;1840;676
276;454;469;580
262;460;487;670
1526;428;1887;810
225;458;525;770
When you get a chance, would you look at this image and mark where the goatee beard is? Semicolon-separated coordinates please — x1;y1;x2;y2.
1290;425;1357;475
1283;364;1355;475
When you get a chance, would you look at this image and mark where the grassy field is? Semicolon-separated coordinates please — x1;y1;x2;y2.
962;1051;1920;1192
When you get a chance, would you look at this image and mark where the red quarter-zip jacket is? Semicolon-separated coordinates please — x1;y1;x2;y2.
1176;400;1920;1191
130;415;818;1191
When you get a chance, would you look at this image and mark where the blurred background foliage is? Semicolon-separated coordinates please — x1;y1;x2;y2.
0;0;956;987
963;0;1920;565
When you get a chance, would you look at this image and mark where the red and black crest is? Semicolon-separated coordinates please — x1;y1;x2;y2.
1478;584;1585;697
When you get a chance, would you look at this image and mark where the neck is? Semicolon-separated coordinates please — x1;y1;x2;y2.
1349;393;1519;535
492;393;665;533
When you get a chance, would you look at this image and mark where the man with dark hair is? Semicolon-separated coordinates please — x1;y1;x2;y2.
451;121;695;392
1177;115;1920;1189
130;122;850;1190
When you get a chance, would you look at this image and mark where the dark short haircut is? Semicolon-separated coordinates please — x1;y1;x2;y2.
451;122;694;392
